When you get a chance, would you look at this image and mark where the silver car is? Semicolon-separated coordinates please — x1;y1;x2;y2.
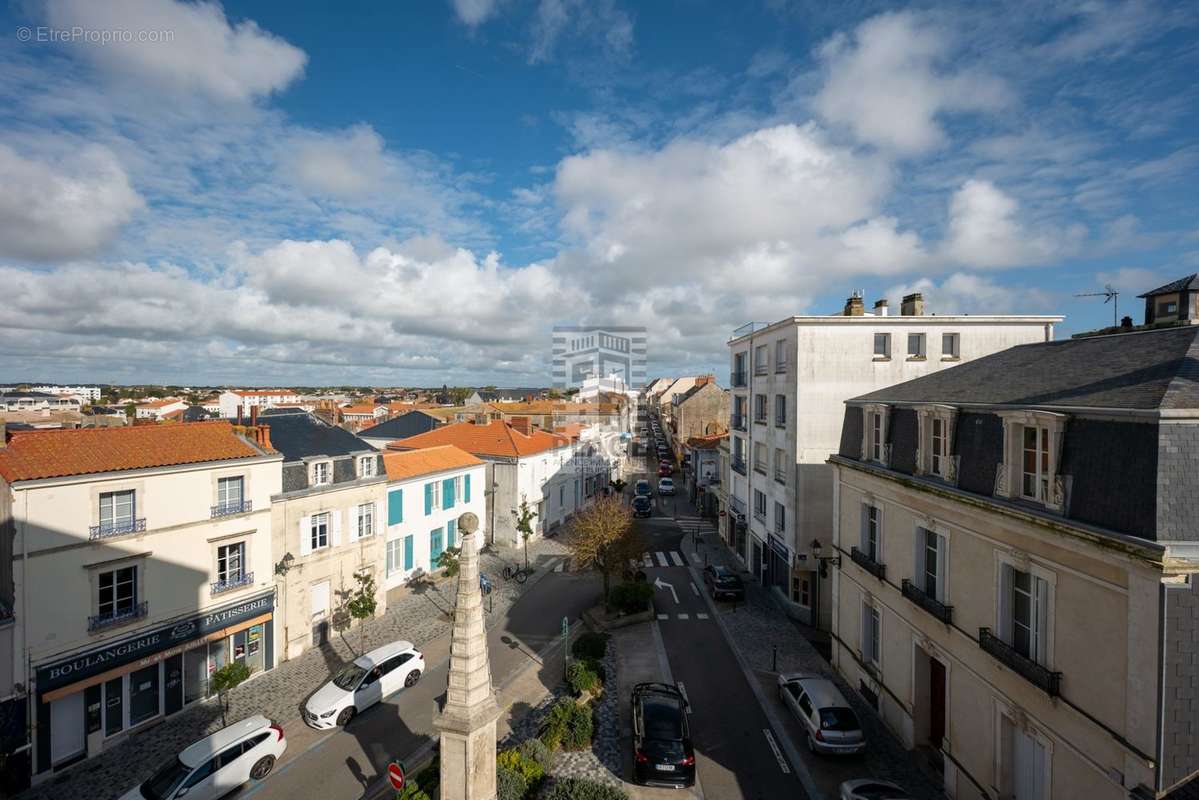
839;779;911;799
777;672;866;755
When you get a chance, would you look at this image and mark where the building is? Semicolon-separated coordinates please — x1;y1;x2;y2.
727;292;1062;627
0;422;280;785
259;410;386;660
218;389;303;420
683;433;725;515
338;403;388;426
133;398;188;420
552;325;647;390
1139;273;1199;326
357;410;442;449
29;386;101;402
379;446;486;591
828;323;1199;800
0;391;82;413
463;388;548;405
669;378;728;459
649;376;700;429
388;420;610;547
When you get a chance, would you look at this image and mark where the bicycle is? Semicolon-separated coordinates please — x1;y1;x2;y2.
502;563;530;584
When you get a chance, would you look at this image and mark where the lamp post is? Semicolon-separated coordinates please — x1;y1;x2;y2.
810;538;840;632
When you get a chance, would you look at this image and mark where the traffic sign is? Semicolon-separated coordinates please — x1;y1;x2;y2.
387;761;405;791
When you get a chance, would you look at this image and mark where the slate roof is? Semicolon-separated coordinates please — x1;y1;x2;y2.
259;410;375;461
388;420;569;458
1139;273;1199;298
852;325;1199;411
0;421;264;482
382;445;483;481
358;411;440;441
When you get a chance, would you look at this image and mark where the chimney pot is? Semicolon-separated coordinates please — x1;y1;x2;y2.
236;405;243;425
843;294;865;316
900;292;925;316
873;299;889;317
250;406;258;426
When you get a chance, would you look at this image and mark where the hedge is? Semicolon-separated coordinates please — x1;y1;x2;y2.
540;778;629;800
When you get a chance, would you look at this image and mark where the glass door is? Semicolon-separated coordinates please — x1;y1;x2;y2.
49;692;85;764
128;664;160;727
103;677;124;737
184;646;209;704
245;625;265;673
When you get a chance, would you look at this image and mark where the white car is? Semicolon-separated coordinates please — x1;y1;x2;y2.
122;715;285;800
777;672;866;755
658;477;675;495
839;779;912;799
303;640;425;728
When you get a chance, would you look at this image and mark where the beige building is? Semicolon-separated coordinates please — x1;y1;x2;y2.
829;325;1199;799
669;377;727;459
0;422;281;784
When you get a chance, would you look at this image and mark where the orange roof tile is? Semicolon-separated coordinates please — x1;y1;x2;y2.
0;421;266;483
382;445;483;481
388;420;569;459
686;432;728;449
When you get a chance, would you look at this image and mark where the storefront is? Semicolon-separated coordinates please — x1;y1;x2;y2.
33;591;274;777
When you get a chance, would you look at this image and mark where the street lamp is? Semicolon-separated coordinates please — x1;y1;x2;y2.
810;538;841;578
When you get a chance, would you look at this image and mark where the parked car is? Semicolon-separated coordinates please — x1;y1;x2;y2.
632;495;653;518
631;683;695;787
658;477;675;495
702;565;744;601
303;640;425;728
122;715;285;800
658;464;673;478
659;459;674;472
634;479;653;497
839;779;913;799
777;673;866;755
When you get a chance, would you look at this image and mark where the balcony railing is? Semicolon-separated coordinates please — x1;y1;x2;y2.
211;499;253;518
979;628;1062;697
88;601;148;632
775;360;787;374
901;579;953;624
753;507;766;522
754;363;768;376
732;414;746;432
731;457;747;476
754;414;767;425
850;547;886;581
211;571;255;595
774;468;787;484
753;460;767;475
731;370;747;388
89;518;146;541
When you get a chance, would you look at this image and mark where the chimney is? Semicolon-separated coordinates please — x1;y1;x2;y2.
695;375;713;386
900;292;925;316
257;424;273;451
0;422;6;449
873;299;889;316
843;291;865;316
510;416;531;436
250;405;258;426
1120;315;1134;331
236;405;244;425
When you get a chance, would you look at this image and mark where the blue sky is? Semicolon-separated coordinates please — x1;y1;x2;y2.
0;0;1196;386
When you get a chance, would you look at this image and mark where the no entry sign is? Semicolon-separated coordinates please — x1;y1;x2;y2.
387;761;405;791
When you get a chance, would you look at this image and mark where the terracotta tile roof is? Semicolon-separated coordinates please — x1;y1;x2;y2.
382;445;483;481
686;432;728;449
388;420;569;459
553;423;588;441
0;421;266;483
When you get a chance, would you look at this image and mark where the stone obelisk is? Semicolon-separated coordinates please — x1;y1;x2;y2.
436;512;500;800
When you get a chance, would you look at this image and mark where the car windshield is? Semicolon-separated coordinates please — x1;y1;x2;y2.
819;706;860;731
332;663;368;691
634;497;649;507
141;757;192;800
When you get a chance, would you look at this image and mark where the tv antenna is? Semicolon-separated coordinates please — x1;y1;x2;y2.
1074;283;1119;327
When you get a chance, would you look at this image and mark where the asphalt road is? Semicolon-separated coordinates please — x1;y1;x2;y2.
237;566;601;800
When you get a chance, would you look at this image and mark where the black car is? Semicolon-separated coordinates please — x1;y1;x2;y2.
634;479;653;497
632;683;695;787
702;565;745;601
632;495;652;518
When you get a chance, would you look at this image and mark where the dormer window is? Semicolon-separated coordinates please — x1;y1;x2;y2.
915;405;957;481
359;456;376;478
996;410;1068;511
859;404;890;466
311;461;331;486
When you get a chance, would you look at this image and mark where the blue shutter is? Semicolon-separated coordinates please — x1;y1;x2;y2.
430;528;444;571
425;483;434;515
404;535;414;571
388;489;403;525
447;519;456;548
464;473;471;503
442;478;455;510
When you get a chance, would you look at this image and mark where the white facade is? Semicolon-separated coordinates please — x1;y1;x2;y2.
218;390;303;419
134;399;188;420
30;386;101;402
727;311;1062;627
1;394;82;412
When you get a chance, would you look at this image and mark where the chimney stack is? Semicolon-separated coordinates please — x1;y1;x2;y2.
257;424;273;451
843;291;865;316
900;292;925;316
0;422;6;449
236;405;244;426
873;299;889;317
250;405;258;426
510;416;531;436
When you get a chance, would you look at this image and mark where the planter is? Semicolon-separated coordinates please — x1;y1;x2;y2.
582;603;653;631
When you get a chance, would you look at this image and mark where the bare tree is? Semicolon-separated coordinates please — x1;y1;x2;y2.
567;494;644;606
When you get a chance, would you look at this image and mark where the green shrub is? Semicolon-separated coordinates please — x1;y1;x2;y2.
539;697;593;752
608;582;653;615
497;748;545;785
517;738;553;772
496;765;529;800
567;661;601;696
571;631;610;661
563;704;593;751
541;777;629;800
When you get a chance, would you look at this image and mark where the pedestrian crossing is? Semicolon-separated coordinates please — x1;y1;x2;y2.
642;550;688;568
656;612;710;621
676;515;717;537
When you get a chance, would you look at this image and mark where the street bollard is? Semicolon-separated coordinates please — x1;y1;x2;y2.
773;645;778;672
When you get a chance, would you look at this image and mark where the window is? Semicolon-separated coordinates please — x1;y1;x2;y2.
997;411;1065;508
873;332;891;358
861;504;880;561
424;481;441;514
775;340;787;371
774;394;786;426
1002;565;1050;666
98;566;137;619
753;489;767;520
774;501;785;533
754;394;767;423
931;418;947;476
869;411;884;461
907;333;926;358
1003;718;1049;800
753;442;766;473
733;352;747;386
774;448;787;484
386;538;403;576
754;344;769;375
217;477;243;512
99;490;135;533
1021;426;1050;501
356;503;375;539
311;461;331;486
914;527;946;602
310;512;330;551
1159;300;1178;316
359;456;376;478
216;542;245;584
942;332;960;359
793;576;810;607
862;603;881;667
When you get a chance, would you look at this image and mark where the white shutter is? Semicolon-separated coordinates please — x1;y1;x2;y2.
299;515;312;557
332;511;343;547
348;506;359;543
998;564;1013;642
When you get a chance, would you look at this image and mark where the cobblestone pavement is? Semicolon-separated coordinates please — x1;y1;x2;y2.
21;536;570;800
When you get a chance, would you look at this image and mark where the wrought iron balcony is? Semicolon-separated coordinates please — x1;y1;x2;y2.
88;601;148;632
211;572;255;595
754;413;767;425
730;370;747;388
979;627;1062;697
754;363;768;376
774;468;787;484
89;518;146;541
211;499;253;518
731;413;746;432
732;457;747;476
901;579;953;624
850;547;886;581
753;460;767;475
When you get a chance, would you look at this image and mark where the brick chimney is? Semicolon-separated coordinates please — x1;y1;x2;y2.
256;423;273;451
900;292;925;316
843;291;865;316
510;416;531;435
873;299;889;316
694;375;713;387
236;405;244;425
250;405;258;426
0;421;6;449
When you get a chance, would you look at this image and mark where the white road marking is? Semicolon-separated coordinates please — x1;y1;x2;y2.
655;552;668;567
677;681;692;713
689;582;699;596
657;614;668;620
670;552;685;567
677;613;689;619
763;729;790;774
654;577;679;604
697;613;709;620
643;553;654;568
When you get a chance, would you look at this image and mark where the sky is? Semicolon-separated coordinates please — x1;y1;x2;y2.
0;0;1196;387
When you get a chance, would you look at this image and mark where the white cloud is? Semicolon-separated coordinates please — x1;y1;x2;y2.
940;179;1076;268
450;0;501;27
1040;1;1164;61
529;0;633;64
884;273;1055;315
0;144;144;261
286;125;389;197
814;11;1010;155
44;0;307;102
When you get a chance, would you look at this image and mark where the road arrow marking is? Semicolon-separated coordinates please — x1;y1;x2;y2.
654;577;679;604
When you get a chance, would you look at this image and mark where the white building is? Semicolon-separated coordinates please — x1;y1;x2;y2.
0;422;281;783
726;292;1062;628
379;446;487;591
0;391;82;412
29;386;101;402
133;398;188;420
218;389;303;420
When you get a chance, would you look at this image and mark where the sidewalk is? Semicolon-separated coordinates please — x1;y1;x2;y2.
20;536;570;800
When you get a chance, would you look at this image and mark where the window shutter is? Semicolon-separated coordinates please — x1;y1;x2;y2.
464;474;471;503
443;478;455;510
860;505;869;550
860;602;871;660
388;489;403;525
935;535;947;602
349;508;359;543
404;535;414;571
332;511;342;547
447;519;456;548
1034;576;1049;666
299;515;312;557
425;483;433;515
998;564;1014;642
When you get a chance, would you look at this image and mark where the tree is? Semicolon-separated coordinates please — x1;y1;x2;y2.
345;570;378;653
211;661;252;726
123;402;136;420
437;546;461;577
609;478;627;499
513;498;538;571
567;494;643;607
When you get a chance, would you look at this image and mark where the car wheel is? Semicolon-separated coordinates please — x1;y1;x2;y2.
250;755;276;780
336;707;356;727
405;669;421;688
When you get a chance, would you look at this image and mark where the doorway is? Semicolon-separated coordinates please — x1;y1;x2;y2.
311;580;330;647
929;658;946;748
49;692;85;765
913;645;948;759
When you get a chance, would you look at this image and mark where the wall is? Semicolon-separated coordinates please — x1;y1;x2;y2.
382;464;486;589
